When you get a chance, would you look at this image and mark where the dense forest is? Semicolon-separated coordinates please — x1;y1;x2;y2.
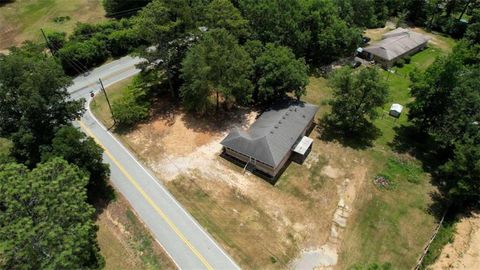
1;0;479;269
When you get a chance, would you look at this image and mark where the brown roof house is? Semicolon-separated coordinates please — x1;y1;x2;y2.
362;28;430;68
220;102;318;178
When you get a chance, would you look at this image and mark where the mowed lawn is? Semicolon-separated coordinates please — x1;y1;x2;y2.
0;0;105;49
337;40;455;268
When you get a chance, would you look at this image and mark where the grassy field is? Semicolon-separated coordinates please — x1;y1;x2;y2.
336;40;455;268
96;192;175;270
0;0;105;49
90;77;134;127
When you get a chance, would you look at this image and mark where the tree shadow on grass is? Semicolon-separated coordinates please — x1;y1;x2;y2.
389;124;459;222
91;182;116;218
388;125;450;174
317;118;382;150
181;109;249;134
0;0;15;7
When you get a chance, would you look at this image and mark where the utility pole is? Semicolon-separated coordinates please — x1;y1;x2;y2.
99;78;116;125
40;28;55;56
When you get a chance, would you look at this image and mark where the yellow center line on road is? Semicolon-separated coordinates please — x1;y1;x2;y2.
78;120;214;270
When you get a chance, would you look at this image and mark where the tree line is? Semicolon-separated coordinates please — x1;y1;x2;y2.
408;39;480;207
0;44;109;269
40;0;479;121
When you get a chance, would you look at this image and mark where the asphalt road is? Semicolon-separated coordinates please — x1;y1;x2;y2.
68;56;240;270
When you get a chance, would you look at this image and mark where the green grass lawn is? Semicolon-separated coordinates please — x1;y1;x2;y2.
373;46;448;148
0;0;105;49
90;77;134;128
337;40;455;268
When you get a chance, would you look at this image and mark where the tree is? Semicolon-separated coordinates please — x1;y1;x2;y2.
304;0;362;65
440;138;480;206
103;0;151;17
204;0;249;39
57;38;110;75
408;47;480;149
238;0;311;56
40;126;110;201
465;10;480;44
111;76;150;127
180;29;253;113
255;43;309;101
134;0;204;97
45;31;67;52
0;158;103;269
328;67;389;132
0;43;84;166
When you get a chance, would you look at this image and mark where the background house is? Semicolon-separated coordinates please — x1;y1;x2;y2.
221;102;318;178
361;28;430;68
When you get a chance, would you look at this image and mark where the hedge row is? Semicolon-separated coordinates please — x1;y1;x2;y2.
46;19;146;75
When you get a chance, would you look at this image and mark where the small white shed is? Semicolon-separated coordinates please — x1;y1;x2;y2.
389;103;403;118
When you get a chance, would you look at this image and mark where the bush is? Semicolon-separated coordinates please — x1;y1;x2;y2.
107;28;143;57
395;58;405;67
45;31;67;51
56;19;144;74
420;220;456;269
57;38;109;75
404;56;411;64
111;78;150;127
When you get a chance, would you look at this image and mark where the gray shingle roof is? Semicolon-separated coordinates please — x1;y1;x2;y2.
220;102;318;167
363;28;430;61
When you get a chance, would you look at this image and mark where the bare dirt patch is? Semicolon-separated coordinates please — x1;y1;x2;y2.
363;21;396;42
411;28;455;52
430;212;480;270
114;100;370;269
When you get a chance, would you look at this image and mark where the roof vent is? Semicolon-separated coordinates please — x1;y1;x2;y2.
279;120;282;124
282;116;286;119
274;125;279;129
302;114;306;118
270;131;274;134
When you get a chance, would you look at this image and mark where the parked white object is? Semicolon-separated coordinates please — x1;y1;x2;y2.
389;103;403;118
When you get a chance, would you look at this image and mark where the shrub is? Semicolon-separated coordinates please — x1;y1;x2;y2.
404;56;411;64
420;220;456;269
111;78;150;127
395;58;405;67
45;31;67;51
56;19;144;74
107;28;143;57
57;38;109;75
52;16;71;24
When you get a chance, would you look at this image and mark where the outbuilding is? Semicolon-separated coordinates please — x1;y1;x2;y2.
389;103;403;118
220;102;318;178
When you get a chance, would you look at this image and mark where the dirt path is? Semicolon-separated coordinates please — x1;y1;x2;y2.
430;212;480;269
292;159;368;270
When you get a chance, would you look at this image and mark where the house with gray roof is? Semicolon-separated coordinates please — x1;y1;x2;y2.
362;28;430;68
221;102;318;178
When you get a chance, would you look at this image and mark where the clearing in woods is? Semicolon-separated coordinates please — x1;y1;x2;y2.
0;0;105;50
91;28;456;269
